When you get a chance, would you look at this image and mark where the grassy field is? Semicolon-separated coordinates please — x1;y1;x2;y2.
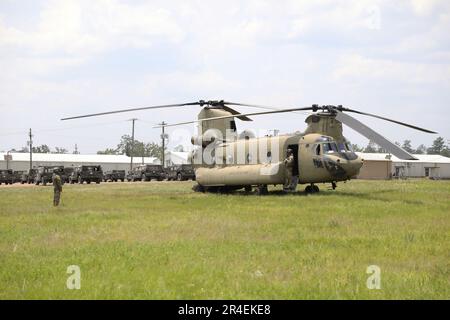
0;180;449;299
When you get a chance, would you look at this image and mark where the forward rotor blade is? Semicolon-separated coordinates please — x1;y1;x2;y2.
342;108;437;134
225;101;312;115
61;102;201;121
335;110;418;160
158;106;314;128
221;105;252;121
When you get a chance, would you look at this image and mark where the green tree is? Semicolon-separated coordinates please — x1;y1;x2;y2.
364;141;377;153
415;144;427;154
32;144;51;153
402;140;414;153
97;148;118;155
145;142;163;160
174;145;184;152
351;144;364;152
115;135;163;160
427;137;446;155
54;147;68;154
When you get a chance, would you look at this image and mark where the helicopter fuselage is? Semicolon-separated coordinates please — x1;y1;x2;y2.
194;132;363;188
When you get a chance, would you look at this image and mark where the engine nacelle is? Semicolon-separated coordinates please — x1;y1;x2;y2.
238;129;256;140
191;129;223;147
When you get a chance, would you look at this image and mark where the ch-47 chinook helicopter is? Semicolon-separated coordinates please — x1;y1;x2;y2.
62;100;437;194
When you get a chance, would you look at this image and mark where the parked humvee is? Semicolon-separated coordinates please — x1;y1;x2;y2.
0;169;15;185
104;170;125;182
166;164;196;181
70;165;103;184
20;169;37;184
62;167;74;183
24;168;38;184
35;166;64;186
12;171;23;183
127;165;165;182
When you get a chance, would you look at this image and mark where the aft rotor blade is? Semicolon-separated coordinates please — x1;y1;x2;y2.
61;102;201;121
342;107;437;134
335;110;418;160
158;106;315;128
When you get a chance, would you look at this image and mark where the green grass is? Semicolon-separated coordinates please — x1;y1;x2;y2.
0;180;449;299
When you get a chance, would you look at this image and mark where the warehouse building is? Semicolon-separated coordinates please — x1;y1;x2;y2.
356;153;450;180
0;152;159;173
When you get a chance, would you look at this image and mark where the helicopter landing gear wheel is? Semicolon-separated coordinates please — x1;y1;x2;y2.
192;184;205;193
244;185;252;193
256;184;268;195
332;182;337;190
305;184;319;194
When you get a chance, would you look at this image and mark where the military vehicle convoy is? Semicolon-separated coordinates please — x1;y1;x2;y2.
69;165;103;184
165;164;196;181
0;169;15;185
127;165;165;182
103;170;125;182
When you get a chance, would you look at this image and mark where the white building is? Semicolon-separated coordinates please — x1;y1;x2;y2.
0;152;159;173
356;153;450;179
164;151;191;167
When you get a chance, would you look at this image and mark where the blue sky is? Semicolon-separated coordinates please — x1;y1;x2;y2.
0;0;449;153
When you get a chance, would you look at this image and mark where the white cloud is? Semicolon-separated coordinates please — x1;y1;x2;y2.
332;53;450;86
0;0;184;56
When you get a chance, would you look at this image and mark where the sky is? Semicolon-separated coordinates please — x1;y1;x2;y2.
0;0;449;154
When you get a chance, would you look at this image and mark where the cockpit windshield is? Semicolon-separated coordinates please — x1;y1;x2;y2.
323;142;339;154
337;142;353;153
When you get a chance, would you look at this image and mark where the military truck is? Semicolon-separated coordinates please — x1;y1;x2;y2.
35;166;64;186
12;171;23;183
62;167;74;183
0;169;15;185
20;169;37;184
127;165;165;182
165;164;196;181
70;165;103;184
103;170;125;182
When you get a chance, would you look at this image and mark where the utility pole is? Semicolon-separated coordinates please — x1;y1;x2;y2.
129;118;138;172
74;144;79;154
28;128;33;170
158;121;167;167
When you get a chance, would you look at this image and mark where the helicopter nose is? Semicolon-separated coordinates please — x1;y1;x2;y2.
340;157;364;177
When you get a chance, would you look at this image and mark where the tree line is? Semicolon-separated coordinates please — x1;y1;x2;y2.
7;135;449;158
97;134;164;159
9;145;73;154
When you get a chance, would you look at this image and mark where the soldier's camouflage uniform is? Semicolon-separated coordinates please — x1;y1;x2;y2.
52;174;63;206
284;154;295;191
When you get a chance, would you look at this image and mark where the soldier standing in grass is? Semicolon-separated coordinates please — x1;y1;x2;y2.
52;172;63;206
283;149;295;192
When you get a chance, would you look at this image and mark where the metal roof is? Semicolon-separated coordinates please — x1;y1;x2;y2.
0;152;159;164
356;152;450;163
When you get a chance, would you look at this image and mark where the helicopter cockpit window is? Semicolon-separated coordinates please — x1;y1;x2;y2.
322;142;338;154
345;143;353;152
337;141;354;153
315;144;321;155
